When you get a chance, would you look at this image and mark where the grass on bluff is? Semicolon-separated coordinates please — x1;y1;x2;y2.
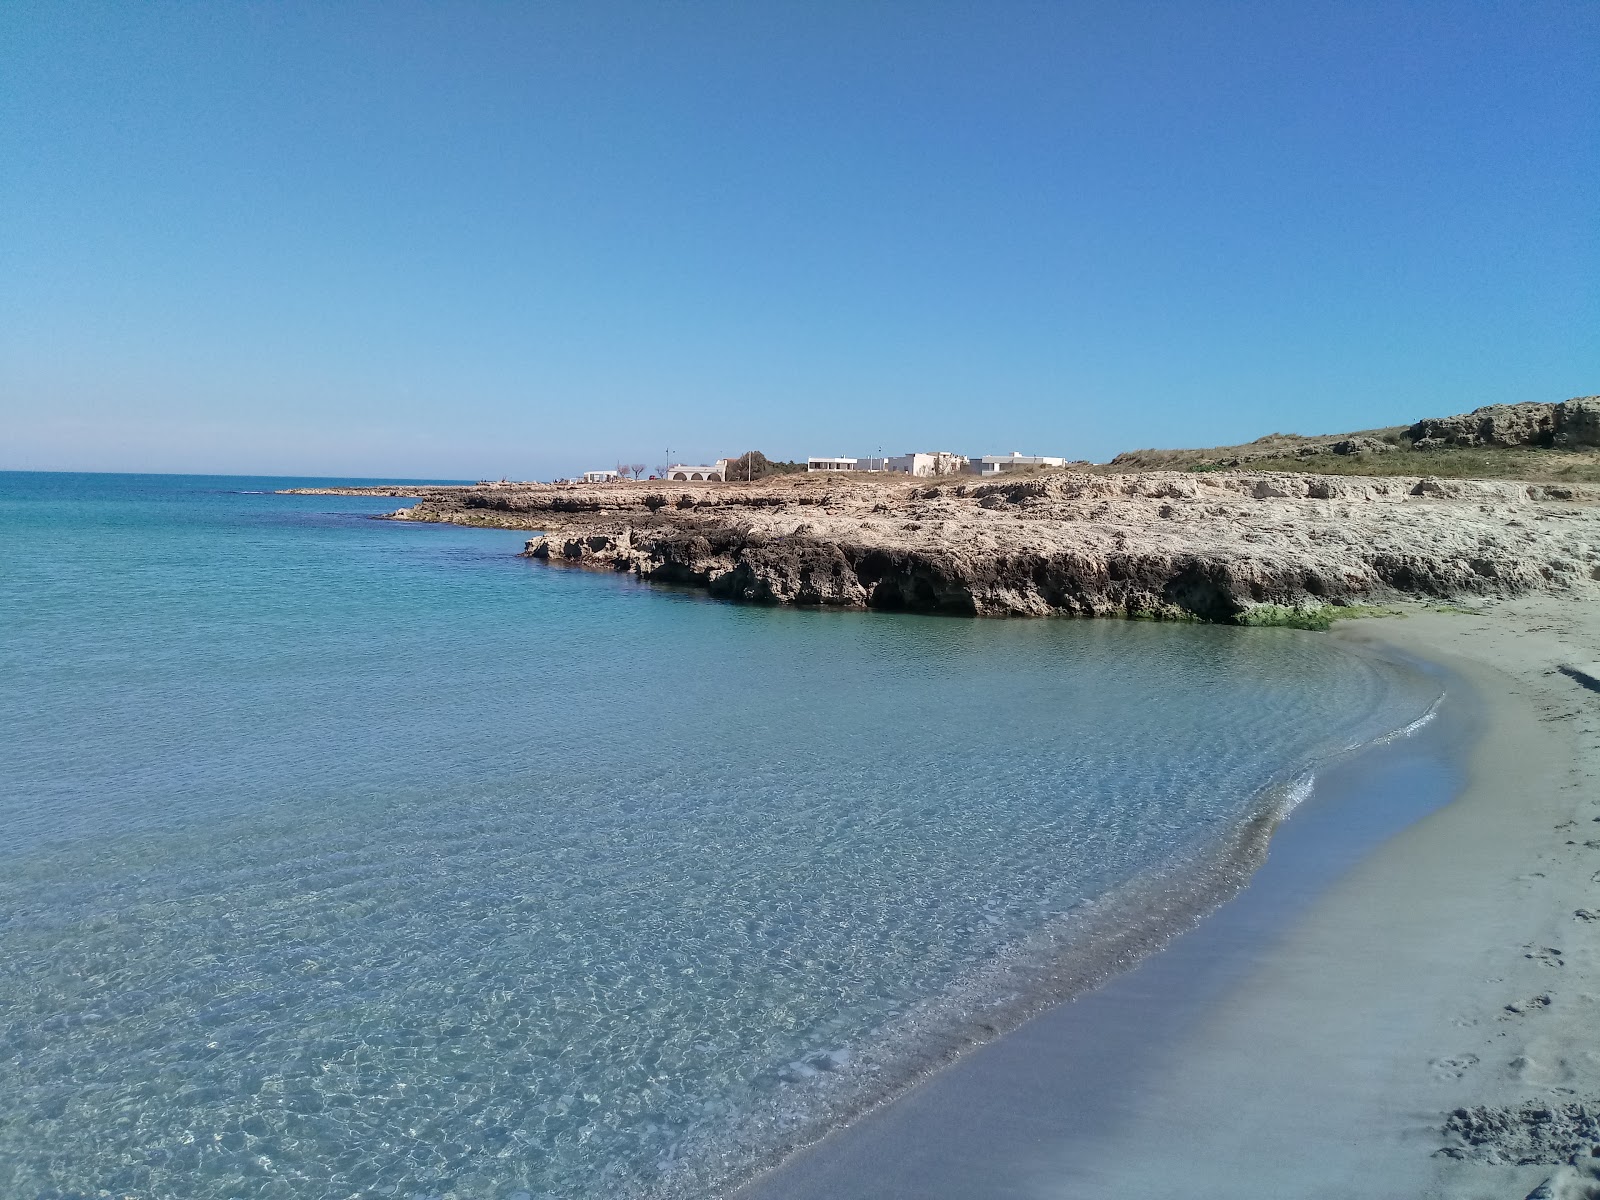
1095;429;1600;484
1232;447;1600;484
1097;427;1409;473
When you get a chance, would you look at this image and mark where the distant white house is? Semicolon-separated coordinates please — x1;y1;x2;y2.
666;460;728;481
972;452;1066;476
887;451;968;476
582;469;620;483
810;452;970;475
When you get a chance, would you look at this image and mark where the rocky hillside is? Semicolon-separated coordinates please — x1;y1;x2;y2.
1108;396;1600;482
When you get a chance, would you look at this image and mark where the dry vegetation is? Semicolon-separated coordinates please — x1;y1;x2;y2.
1200;447;1600;483
1099;405;1600;484
1102;426;1409;471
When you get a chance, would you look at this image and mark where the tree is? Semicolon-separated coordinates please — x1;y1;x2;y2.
723;450;806;482
628;463;646;479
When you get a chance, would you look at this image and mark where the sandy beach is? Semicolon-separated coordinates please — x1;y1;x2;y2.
737;596;1600;1199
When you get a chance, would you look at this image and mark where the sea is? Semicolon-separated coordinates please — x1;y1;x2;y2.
0;472;1447;1199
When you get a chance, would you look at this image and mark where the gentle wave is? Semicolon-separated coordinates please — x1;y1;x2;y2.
1369;692;1443;746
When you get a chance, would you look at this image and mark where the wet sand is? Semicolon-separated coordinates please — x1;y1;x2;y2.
735;597;1600;1199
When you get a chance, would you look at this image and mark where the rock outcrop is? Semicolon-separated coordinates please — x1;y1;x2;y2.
1554;396;1600;449
294;469;1600;623
1329;436;1395;455
1408;397;1600;450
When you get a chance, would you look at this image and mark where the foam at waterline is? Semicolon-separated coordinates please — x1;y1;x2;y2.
1269;692;1443;828
1369;692;1443;745
636;687;1443;1200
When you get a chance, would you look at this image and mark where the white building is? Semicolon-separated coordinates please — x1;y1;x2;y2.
582;469;620;483
887;451;968;476
972;452;1066;476
666;460;727;481
811;452;971;475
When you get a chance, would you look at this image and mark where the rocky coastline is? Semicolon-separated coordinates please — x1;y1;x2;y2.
287;467;1600;624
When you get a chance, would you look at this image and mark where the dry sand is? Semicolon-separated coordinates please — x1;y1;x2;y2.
736;596;1600;1199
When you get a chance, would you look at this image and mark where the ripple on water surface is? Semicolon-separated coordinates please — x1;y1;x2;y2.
0;473;1443;1198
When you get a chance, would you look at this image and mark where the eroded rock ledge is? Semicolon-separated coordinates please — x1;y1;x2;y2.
297;470;1600;623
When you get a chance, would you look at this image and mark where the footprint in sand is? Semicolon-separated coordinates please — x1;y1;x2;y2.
1509;1054;1575;1086
1525;946;1566;967
1575;909;1599;922
1429;1054;1480;1079
1504;994;1553;1015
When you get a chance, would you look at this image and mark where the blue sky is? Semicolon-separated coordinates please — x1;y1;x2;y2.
2;1;1596;478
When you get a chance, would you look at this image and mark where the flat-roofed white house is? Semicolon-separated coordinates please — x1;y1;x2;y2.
811;451;972;475
808;456;899;472
972;452;1066;476
666;460;728;481
581;469;620;483
887;451;968;476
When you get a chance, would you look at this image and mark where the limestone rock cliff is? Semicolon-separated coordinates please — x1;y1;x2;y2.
1408;396;1600;450
502;470;1600;622
284;401;1600;625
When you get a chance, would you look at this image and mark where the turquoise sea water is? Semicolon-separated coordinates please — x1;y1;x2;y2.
0;472;1443;1199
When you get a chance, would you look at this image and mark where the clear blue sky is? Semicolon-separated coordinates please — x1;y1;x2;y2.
3;1;1596;478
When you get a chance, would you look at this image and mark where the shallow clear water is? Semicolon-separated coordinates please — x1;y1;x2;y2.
0;472;1441;1199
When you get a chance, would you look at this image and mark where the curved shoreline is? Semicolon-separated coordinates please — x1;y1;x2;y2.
639;637;1452;1200
730;599;1600;1199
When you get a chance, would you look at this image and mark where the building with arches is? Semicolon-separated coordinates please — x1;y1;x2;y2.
666;460;727;482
